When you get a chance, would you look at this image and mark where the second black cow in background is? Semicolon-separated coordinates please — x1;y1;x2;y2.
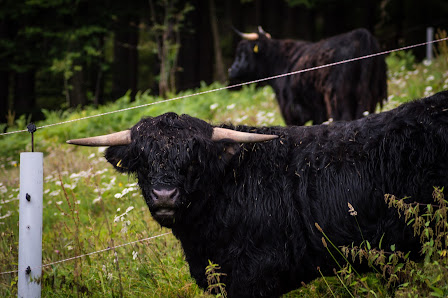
229;27;388;126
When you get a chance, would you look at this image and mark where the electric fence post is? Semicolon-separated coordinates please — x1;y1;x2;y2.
18;123;43;298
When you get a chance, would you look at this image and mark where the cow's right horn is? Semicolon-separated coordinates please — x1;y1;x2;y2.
233;27;259;40
212;127;278;143
66;130;131;146
257;26;271;39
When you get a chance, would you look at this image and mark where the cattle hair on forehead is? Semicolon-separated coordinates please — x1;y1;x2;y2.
68;91;448;297
134;112;213;139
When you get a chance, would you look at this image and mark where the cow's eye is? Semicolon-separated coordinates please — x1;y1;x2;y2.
187;160;198;173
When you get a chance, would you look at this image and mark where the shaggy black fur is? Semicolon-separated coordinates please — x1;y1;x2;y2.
229;28;388;126
105;91;448;297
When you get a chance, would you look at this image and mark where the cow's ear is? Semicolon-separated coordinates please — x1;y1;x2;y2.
105;145;135;173
220;142;240;162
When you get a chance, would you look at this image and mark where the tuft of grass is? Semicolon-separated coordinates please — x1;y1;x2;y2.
205;260;227;297
304;187;448;297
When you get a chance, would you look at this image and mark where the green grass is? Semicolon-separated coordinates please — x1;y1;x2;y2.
1;44;448;297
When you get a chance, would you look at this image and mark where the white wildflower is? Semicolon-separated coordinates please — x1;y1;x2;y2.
132;251;138;260
236;115;248;123
92;197;102;204
49;190;61;197
226;103;236;110
424;86;433;97
121;221;129;234
95;169;108;176
0;211;12;220
210;103;219;110
64;183;76;190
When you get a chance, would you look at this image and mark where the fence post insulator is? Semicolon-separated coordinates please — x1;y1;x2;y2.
27;123;37;152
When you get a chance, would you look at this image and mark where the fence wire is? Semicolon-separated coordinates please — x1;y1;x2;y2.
0;232;172;276
1;36;448;137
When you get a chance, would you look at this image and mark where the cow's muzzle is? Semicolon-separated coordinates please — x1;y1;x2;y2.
150;187;179;222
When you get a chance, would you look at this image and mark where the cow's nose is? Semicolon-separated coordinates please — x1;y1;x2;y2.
151;188;179;204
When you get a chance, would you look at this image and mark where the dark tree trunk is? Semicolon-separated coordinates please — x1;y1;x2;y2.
364;0;376;33
0;19;13;124
128;24;139;100
94;35;105;106
322;2;347;38
209;0;226;83
13;70;36;118
176;0;213;91
112;15;139;101
69;67;87;107
0;71;9;124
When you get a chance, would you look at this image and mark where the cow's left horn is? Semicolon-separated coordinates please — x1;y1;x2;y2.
232;27;259;40
212;127;278;143
66;130;131;146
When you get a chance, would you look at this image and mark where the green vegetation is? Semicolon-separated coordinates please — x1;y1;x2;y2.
1;47;448;297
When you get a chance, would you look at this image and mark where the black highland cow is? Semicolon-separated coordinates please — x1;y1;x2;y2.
229;27;388;126
68;91;448;297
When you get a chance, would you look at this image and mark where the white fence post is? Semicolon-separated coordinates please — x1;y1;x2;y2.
426;27;434;62
18;152;43;298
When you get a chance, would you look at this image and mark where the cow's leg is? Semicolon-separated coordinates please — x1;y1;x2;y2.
323;91;334;122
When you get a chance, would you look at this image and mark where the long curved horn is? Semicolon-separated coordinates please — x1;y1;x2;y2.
212;127;278;143
66;130;131;146
257;26;271;39
232;26;259;40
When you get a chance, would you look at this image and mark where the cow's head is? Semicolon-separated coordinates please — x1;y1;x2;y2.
228;26;272;82
67;113;277;228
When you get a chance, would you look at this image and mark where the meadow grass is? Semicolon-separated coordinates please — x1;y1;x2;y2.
1;43;448;297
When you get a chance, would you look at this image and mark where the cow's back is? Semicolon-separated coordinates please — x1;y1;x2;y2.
273;28;387;125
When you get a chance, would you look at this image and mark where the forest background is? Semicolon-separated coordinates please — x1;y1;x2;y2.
0;0;448;127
